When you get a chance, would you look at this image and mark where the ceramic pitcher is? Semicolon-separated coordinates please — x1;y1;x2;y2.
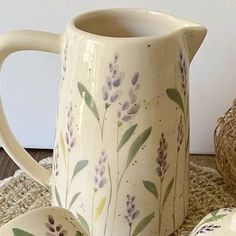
0;9;207;236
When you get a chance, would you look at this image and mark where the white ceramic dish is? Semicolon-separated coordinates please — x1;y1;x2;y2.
190;208;236;236
0;207;88;236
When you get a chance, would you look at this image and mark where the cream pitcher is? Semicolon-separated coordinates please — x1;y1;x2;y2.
0;9;207;236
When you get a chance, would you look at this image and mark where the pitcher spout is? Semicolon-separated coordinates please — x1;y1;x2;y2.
183;25;207;62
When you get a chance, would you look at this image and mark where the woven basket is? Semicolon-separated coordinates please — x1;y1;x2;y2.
214;99;236;187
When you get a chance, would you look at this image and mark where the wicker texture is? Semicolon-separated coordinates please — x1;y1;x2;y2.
0;159;236;236
214;99;236;187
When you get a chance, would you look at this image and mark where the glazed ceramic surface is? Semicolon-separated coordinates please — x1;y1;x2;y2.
0;207;88;236
0;9;207;236
190;208;236;236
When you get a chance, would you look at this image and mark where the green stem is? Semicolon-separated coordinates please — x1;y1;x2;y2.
100;106;109;140
158;178;163;235
111;125;121;236
173;150;180;231
128;224;132;236
91;189;96;236
65;150;70;208
103;164;112;236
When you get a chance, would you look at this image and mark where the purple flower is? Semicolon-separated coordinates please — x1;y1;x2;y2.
223;208;233;212
179;49;187;95
53;145;59;176
132;72;139;86
196;224;221;234
102;53;124;106
45;215;67;236
177;115;184;152
65;102;76;152
124;195;139;227
94;151;108;191
110;90;122;103
61;43;68;81
156;133;169;178
118;72;140;123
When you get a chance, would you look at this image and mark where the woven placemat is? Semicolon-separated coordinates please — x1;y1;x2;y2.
0;158;235;235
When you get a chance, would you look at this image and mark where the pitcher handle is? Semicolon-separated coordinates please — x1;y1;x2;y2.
0;30;62;187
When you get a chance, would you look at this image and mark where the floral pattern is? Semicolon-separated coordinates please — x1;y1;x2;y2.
94;151;108;190
124;195;139;236
65;102;76;152
53;145;59;177
195;225;221;235
45;215;67;236
179;49;187;95
156;133;169;178
54;48;190;236
118;72;140;122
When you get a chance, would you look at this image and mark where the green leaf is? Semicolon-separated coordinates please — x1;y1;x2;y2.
13;228;34;236
69;192;81;209
60;130;67;160
132;212;155;236
77;213;90;235
75;232;83;236
72;160;89;180
163;178;174;207
126;127;152;169
117;124;137;151
55;186;62;207
201;214;227;225
95;197;106;220
78;82;100;121
166;88;184;112
211;209;219;217
143;180;158;200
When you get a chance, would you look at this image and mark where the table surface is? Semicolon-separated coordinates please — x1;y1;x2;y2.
0;148;216;180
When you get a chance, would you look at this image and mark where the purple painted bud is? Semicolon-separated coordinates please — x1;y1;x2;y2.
109;62;113;72
110;90;122;103
129;89;137;104
112;64;119;78
132;210;139;220
114;53;118;63
127;104;140;115
132;72;139;86
102;86;109;101
99;165;105;176
122;115;132;122
106;76;112;90
99;177;107;188
122;101;129;110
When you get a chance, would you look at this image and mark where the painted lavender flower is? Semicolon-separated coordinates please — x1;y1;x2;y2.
102;53;123;106
62;43;68;81
177;115;184;152
223;208;234;212
118;72;140;122
65;102;76;152
124;195;139;236
45;215;67;236
94;151;108;191
53;145;59;177
156;133;169;178
179;49;187;95
196;224;221;235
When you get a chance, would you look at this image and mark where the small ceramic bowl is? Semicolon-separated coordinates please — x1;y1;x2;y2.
0;207;88;236
190;208;236;236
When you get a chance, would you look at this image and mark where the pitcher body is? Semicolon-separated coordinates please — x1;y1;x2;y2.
0;8;207;236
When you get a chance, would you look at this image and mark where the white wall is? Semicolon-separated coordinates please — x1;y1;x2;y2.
0;0;235;153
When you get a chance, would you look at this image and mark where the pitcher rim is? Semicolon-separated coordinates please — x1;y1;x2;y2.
69;8;205;42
